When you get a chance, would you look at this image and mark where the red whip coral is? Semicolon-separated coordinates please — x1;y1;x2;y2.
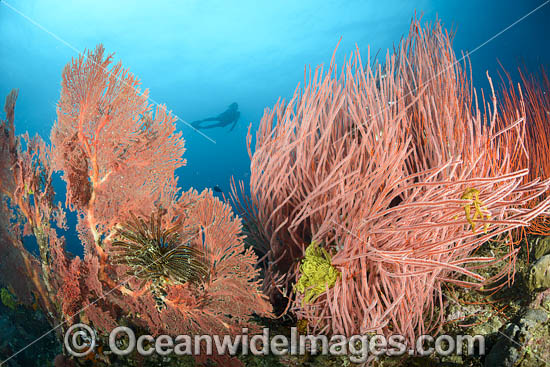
496;65;550;237
234;18;550;345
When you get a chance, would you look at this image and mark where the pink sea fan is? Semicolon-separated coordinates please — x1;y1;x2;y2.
113;188;272;337
100;189;271;366
51;44;186;239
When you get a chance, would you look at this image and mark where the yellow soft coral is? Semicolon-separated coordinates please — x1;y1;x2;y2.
1;287;17;310
457;188;491;233
295;242;340;305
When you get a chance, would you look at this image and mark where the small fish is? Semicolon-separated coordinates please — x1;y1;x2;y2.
213;185;223;193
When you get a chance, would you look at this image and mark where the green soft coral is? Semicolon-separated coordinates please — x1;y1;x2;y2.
295;242;340;305
1;287;17;310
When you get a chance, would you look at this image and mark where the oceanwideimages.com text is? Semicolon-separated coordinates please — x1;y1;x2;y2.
65;324;485;363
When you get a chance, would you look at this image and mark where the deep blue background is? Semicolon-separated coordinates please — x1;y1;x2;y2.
1;0;549;256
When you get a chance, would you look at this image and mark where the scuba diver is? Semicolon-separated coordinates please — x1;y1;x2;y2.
191;102;240;131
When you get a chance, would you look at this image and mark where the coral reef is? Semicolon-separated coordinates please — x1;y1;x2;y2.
1;16;550;367
496;65;550;237
233;17;550;350
0;45;271;366
110;211;210;288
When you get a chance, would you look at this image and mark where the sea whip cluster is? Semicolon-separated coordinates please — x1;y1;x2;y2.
232;19;550;344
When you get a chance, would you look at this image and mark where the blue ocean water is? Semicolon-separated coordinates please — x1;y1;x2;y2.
1;0;549;257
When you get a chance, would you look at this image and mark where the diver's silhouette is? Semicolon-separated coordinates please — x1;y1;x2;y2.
191;102;240;131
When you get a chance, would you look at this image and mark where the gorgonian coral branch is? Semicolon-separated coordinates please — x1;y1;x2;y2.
51;44;187;245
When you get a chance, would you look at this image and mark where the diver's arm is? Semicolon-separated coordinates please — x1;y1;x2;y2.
229;119;238;131
195;117;219;123
200;121;225;129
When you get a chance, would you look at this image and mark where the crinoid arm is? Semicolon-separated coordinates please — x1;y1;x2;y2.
110;211;209;285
